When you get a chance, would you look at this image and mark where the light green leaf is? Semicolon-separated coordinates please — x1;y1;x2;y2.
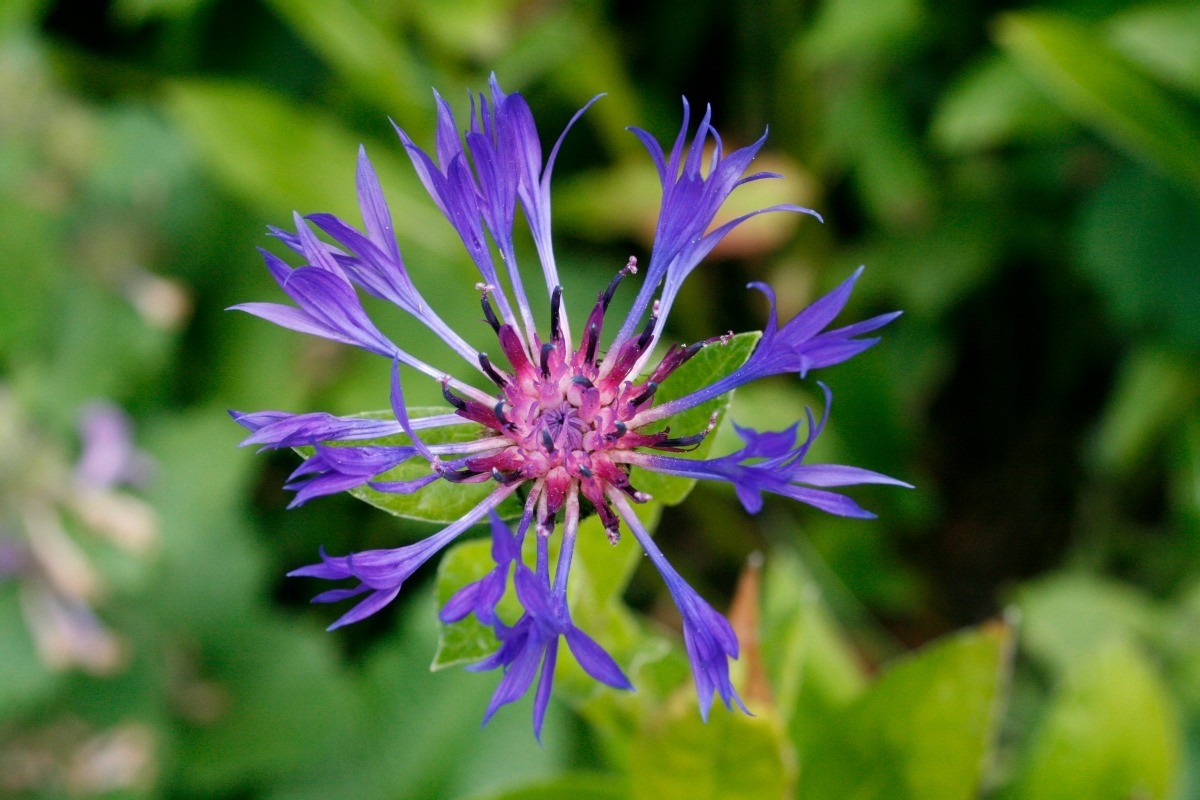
1109;3;1200;97
1012;638;1180;800
462;772;626;800
629;699;793;800
761;549;868;739
632;331;761;506
797;623;1013;800
996;12;1200;191
1016;573;1169;675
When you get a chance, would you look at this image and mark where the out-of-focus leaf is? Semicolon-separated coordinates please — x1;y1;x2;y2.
0;0;49;33
632;331;761;506
825;85;936;226
1016;573;1169;675
462;772;626;800
266;594;572;800
0;200;62;360
408;0;513;64
263;0;429;127
174;618;363;793
295;407;521;523
1108;3;1200;97
932;53;1074;152
797;623;1012;800
164;80;454;256
800;0;925;67
1090;347;1199;476
996;12;1200;191
1012;638;1180;800
113;0;208;24
761;549;867;739
628;700;793;800
1074;165;1200;347
0;589;59;718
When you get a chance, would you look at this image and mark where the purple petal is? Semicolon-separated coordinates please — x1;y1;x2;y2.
564;626;632;690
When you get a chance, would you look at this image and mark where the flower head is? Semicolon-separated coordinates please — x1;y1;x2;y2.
233;76;905;734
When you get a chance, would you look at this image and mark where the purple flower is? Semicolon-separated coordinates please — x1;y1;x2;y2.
75;403;154;490
235;76;906;734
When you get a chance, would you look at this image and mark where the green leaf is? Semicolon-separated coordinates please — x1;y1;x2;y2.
1012;638;1180;800
1091;348;1200;476
996;12;1200;192
461;773;627;800
628;700;793;800
797;623;1013;800
632;331;761;506
931;53;1074;152
262;0;429;126
1016;573;1170;676
1108;3;1200;97
295;407;521;524
761;549;868;738
1073;164;1200;348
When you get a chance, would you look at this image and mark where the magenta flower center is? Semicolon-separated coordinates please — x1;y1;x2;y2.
438;265;713;538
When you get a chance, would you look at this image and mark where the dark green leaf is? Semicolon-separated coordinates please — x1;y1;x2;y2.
996;12;1200;191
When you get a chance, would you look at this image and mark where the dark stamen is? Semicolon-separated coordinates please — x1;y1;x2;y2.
441;467;481;483
493;401;511;427
578;465;593;478
600;262;635;310
441;381;467;411
606;421;627;443
491;467;522;485
540;429;556;454
630;380;658;407
584;321;601;363
655;429;711;451
636;312;659;349
549;285;563;341
540;342;554;378
571;375;594;388
478;353;508;387
480;293;501;333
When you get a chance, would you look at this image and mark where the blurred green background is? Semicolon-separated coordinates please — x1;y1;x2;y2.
1;0;1198;798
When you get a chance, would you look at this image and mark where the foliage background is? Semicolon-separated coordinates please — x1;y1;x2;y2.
1;0;1198;797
